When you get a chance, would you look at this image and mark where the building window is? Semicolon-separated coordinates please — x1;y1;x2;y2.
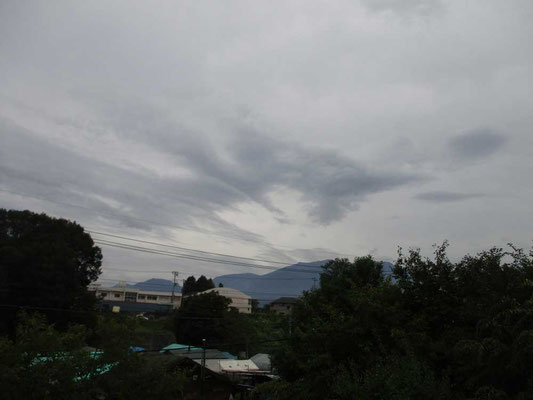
100;292;107;297
114;293;121;298
138;295;146;300
248;299;252;305
125;292;137;303
146;295;157;301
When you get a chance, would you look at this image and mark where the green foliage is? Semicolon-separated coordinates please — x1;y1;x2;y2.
0;312;188;400
175;291;241;350
272;247;533;399
175;292;289;356
0;209;102;335
0;312;99;399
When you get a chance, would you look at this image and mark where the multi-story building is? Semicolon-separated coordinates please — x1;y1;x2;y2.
269;297;297;314
194;287;252;314
88;283;181;313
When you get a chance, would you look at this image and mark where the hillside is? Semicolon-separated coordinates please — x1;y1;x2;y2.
127;278;181;293
213;261;326;304
126;261;393;302
214;261;394;304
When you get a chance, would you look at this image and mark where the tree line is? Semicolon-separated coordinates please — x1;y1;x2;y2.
260;244;533;399
2;208;532;399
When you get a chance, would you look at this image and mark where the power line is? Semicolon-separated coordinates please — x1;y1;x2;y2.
0;188;257;245
93;239;323;274
103;267;314;281
88;230;292;266
0;187;357;259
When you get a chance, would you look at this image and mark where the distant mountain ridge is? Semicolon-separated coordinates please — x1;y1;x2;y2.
124;260;393;302
119;278;182;293
213;261;327;304
214;260;394;304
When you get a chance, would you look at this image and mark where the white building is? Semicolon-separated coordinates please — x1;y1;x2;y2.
88;283;181;312
199;287;252;314
195;358;259;374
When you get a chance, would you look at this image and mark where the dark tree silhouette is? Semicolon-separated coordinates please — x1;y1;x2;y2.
0;209;102;335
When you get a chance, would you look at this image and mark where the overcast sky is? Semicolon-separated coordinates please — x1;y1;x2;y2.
1;0;532;285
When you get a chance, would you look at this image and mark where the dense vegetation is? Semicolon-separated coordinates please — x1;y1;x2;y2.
0;209;102;336
265;244;533;399
2;209;532;398
175;291;289;356
181;275;215;295
0;312;190;400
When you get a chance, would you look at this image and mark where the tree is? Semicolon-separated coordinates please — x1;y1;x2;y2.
393;243;533;398
195;275;215;292
174;292;231;347
269;246;533;399
272;256;408;398
181;275;215;296
0;209;102;335
0;312;188;400
181;276;197;296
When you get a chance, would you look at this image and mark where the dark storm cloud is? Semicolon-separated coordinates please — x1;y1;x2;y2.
449;129;508;161
414;191;481;203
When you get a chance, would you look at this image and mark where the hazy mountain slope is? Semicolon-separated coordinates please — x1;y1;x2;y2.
126;261;393;300
214;261;326;304
214;260;394;304
127;278;181;293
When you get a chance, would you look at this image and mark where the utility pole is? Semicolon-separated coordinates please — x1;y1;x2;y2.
171;271;179;309
201;338;206;399
312;277;317;289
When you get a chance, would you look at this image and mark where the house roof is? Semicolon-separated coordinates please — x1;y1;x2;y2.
89;285;180;297
250;353;271;371
200;287;251;299
160;343;202;353
219;359;259;373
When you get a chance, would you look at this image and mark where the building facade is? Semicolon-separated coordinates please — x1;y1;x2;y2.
196;287;252;314
269;297;297;314
88;283;181;313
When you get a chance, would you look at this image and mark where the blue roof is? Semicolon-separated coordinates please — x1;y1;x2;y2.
160;343;202;353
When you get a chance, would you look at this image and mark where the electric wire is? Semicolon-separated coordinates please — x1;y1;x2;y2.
93;239;324;274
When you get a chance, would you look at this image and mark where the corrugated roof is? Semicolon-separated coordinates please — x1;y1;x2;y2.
160;343;201;353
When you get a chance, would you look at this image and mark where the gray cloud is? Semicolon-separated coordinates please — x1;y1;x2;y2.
0;119;263;243
361;0;444;16
449;129;508;161
1;0;532;271
414;191;482;203
0;115;421;237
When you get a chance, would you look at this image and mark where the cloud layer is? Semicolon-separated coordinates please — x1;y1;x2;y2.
1;0;532;281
